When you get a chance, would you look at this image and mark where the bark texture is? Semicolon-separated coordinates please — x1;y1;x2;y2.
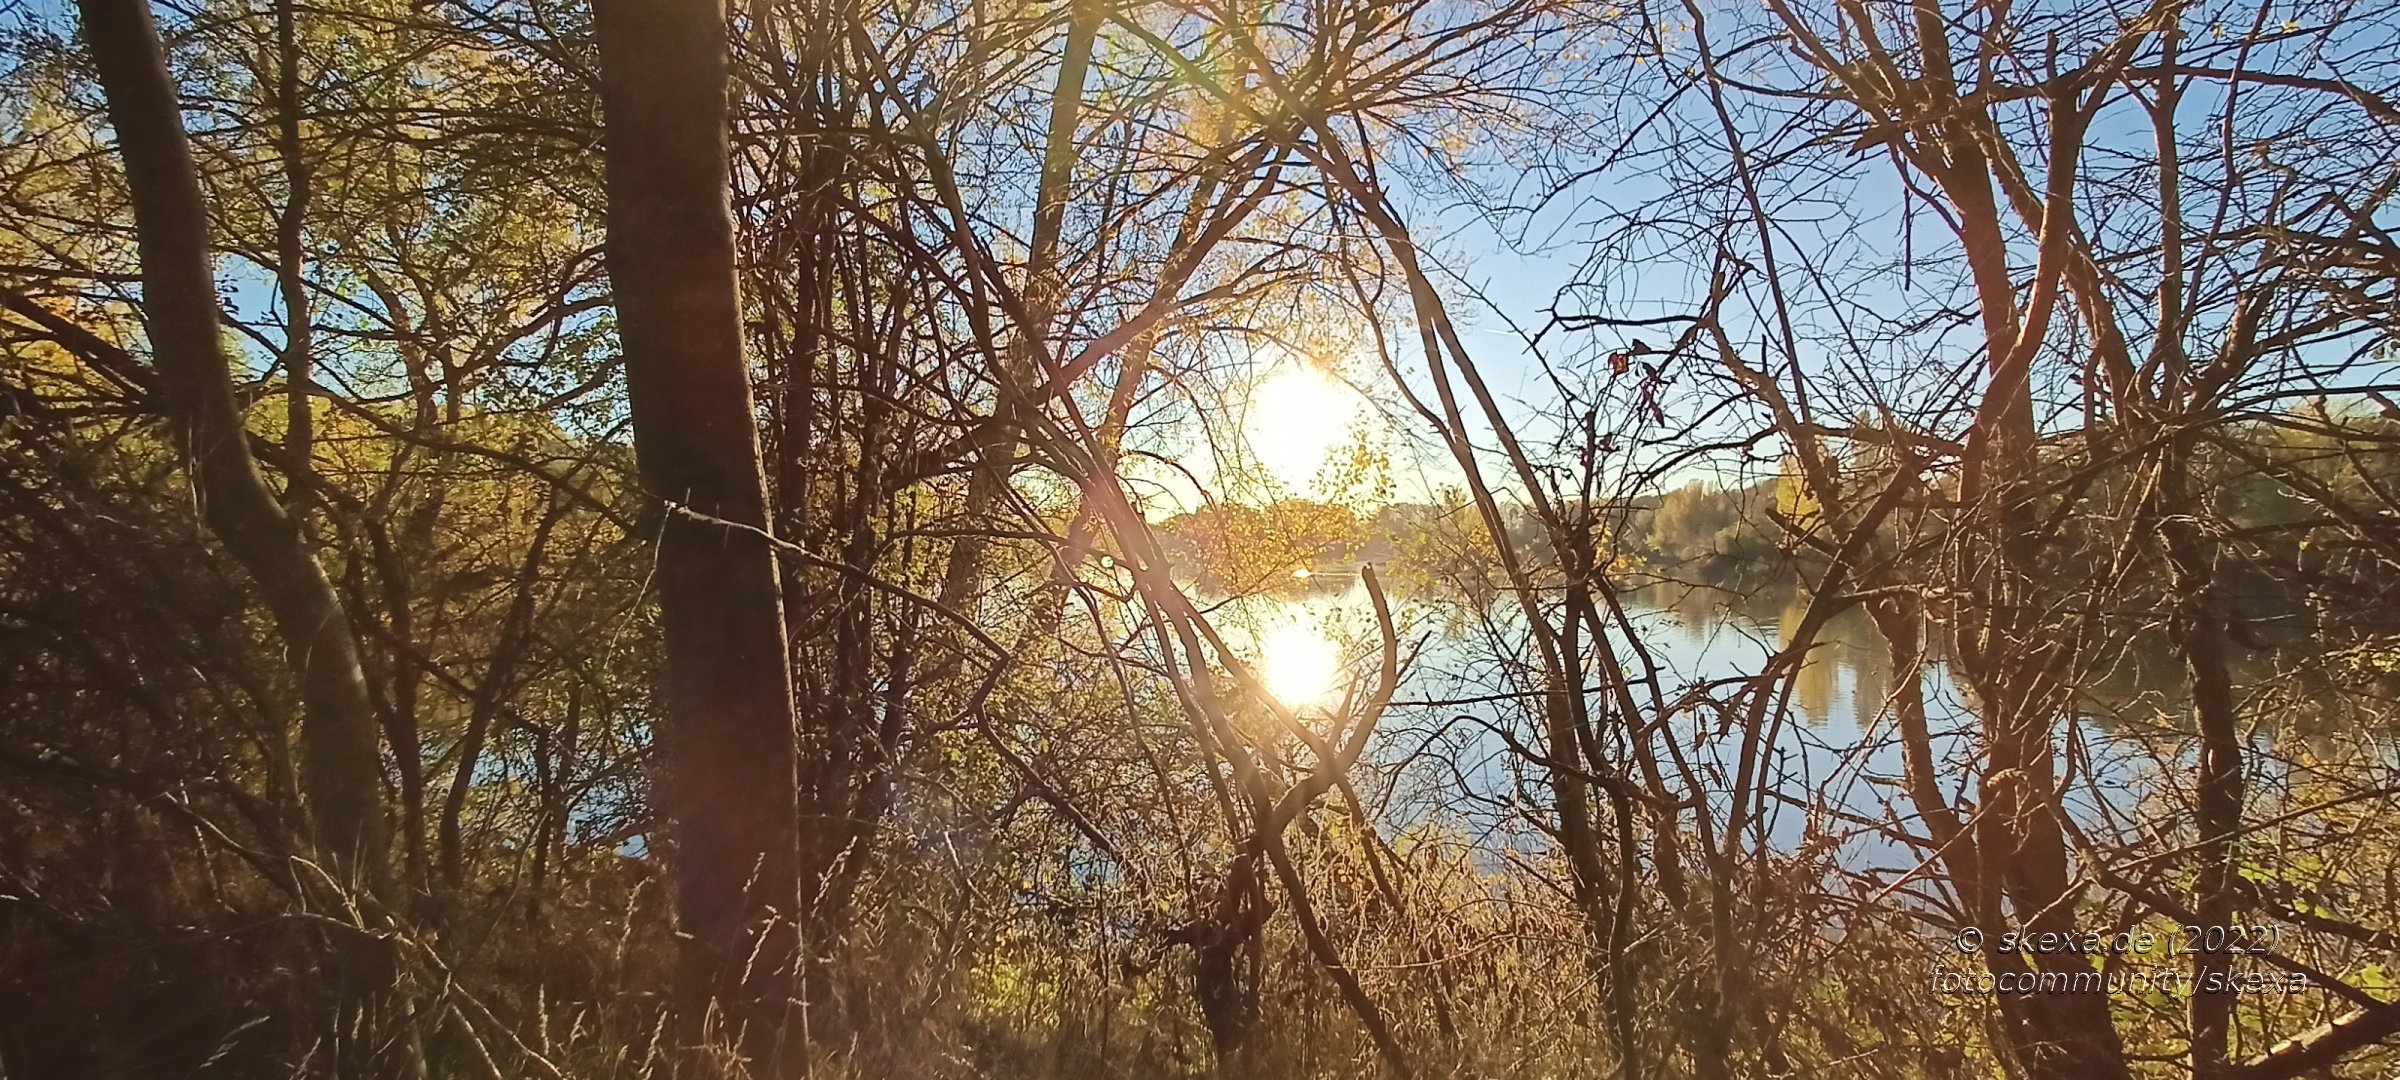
592;0;805;1058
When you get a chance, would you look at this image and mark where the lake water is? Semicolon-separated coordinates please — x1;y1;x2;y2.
1213;574;2183;872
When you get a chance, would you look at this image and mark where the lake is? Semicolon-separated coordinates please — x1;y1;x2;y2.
1210;573;2205;873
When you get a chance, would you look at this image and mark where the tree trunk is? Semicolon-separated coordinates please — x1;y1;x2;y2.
593;0;805;1064
79;3;414;1073
78;0;388;901
2165;456;2245;1079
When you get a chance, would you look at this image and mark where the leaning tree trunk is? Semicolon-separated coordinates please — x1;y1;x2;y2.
593;0;806;1065
77;0;388;903
77;1;414;1073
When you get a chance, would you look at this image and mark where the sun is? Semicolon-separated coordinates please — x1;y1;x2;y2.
1259;622;1342;710
1243;361;1363;491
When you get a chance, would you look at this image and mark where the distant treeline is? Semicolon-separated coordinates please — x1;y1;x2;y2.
1151;481;1787;596
1158;410;2400;640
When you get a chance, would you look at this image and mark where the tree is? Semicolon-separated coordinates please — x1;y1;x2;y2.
8;0;2400;1074
70;0;418;1071
75;0;390;912
593;0;803;1061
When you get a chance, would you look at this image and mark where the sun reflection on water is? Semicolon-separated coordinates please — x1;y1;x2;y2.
1258;622;1341;709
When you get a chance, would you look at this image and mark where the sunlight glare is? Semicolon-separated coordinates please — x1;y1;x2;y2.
1244;362;1362;491
1259;622;1341;709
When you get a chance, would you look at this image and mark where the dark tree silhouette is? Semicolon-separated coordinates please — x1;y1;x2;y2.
594;0;804;1062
